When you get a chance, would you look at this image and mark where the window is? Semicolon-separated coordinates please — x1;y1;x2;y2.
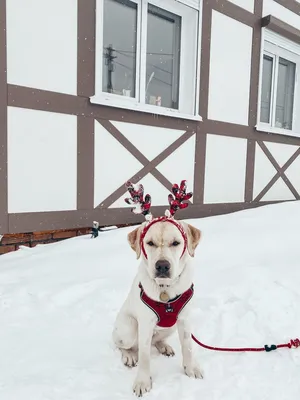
258;30;300;136
102;0;138;98
92;0;201;119
146;5;181;109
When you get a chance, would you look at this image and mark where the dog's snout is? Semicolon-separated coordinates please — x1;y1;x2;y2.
155;260;171;277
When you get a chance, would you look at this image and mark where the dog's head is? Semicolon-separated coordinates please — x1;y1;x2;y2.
128;219;201;285
124;179;200;284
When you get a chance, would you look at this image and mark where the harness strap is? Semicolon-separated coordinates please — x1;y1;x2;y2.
139;283;194;328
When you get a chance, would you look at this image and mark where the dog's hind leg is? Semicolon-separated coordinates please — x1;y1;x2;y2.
113;313;138;367
152;327;176;357
120;348;138;367
155;341;175;357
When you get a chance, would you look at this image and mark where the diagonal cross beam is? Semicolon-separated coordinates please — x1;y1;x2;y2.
254;141;300;202
95;119;195;209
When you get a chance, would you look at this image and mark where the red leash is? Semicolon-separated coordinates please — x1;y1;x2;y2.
191;334;300;353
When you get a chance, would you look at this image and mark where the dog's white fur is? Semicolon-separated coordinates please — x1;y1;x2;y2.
112;219;202;396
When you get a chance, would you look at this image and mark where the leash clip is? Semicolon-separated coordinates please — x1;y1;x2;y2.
264;344;277;352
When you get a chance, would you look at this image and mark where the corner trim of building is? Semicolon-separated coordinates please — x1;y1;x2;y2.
0;0;8;235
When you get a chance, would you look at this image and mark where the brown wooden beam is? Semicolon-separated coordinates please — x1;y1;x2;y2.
272;0;300;15
8;200;290;234
262;15;300;46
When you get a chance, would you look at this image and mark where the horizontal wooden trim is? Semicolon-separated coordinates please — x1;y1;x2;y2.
204;119;300;145
262;15;300;45
253;128;300;145
8;201;291;234
211;0;257;27
7;83;300;145
204;120;252;137
7;84;198;130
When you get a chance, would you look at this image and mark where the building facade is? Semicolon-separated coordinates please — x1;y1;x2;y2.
1;0;300;248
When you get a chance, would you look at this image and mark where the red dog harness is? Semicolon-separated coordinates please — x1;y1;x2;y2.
139;283;194;328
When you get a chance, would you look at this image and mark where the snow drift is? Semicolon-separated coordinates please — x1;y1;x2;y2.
1;201;300;399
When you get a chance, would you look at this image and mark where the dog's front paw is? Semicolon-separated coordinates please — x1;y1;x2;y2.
184;363;203;379
133;374;152;397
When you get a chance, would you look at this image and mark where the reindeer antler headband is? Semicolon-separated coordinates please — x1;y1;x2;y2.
124;180;192;259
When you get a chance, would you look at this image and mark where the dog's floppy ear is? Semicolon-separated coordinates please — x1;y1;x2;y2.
127;226;142;259
183;222;201;257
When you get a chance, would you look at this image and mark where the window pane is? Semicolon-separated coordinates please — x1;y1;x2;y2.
146;5;181;109
275;57;296;130
260;54;273;123
102;0;137;97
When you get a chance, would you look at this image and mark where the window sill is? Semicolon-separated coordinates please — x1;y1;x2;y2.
90;95;203;122
255;124;300;138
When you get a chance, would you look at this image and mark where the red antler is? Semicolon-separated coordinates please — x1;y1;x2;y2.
124;181;153;220
166;180;193;217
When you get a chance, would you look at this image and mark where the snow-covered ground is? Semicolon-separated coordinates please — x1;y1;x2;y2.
1;202;300;400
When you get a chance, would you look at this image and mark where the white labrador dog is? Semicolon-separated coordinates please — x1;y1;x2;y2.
112;216;202;396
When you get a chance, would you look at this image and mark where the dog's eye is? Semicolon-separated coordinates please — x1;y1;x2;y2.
147;241;155;246
171;241;180;246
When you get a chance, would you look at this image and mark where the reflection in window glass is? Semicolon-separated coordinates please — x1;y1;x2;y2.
102;0;137;97
260;54;273;123
275;57;295;130
146;5;181;109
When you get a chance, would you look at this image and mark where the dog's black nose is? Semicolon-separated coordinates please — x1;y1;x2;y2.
155;260;171;277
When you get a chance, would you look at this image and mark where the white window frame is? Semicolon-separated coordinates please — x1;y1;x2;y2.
256;29;300;138
91;0;202;121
